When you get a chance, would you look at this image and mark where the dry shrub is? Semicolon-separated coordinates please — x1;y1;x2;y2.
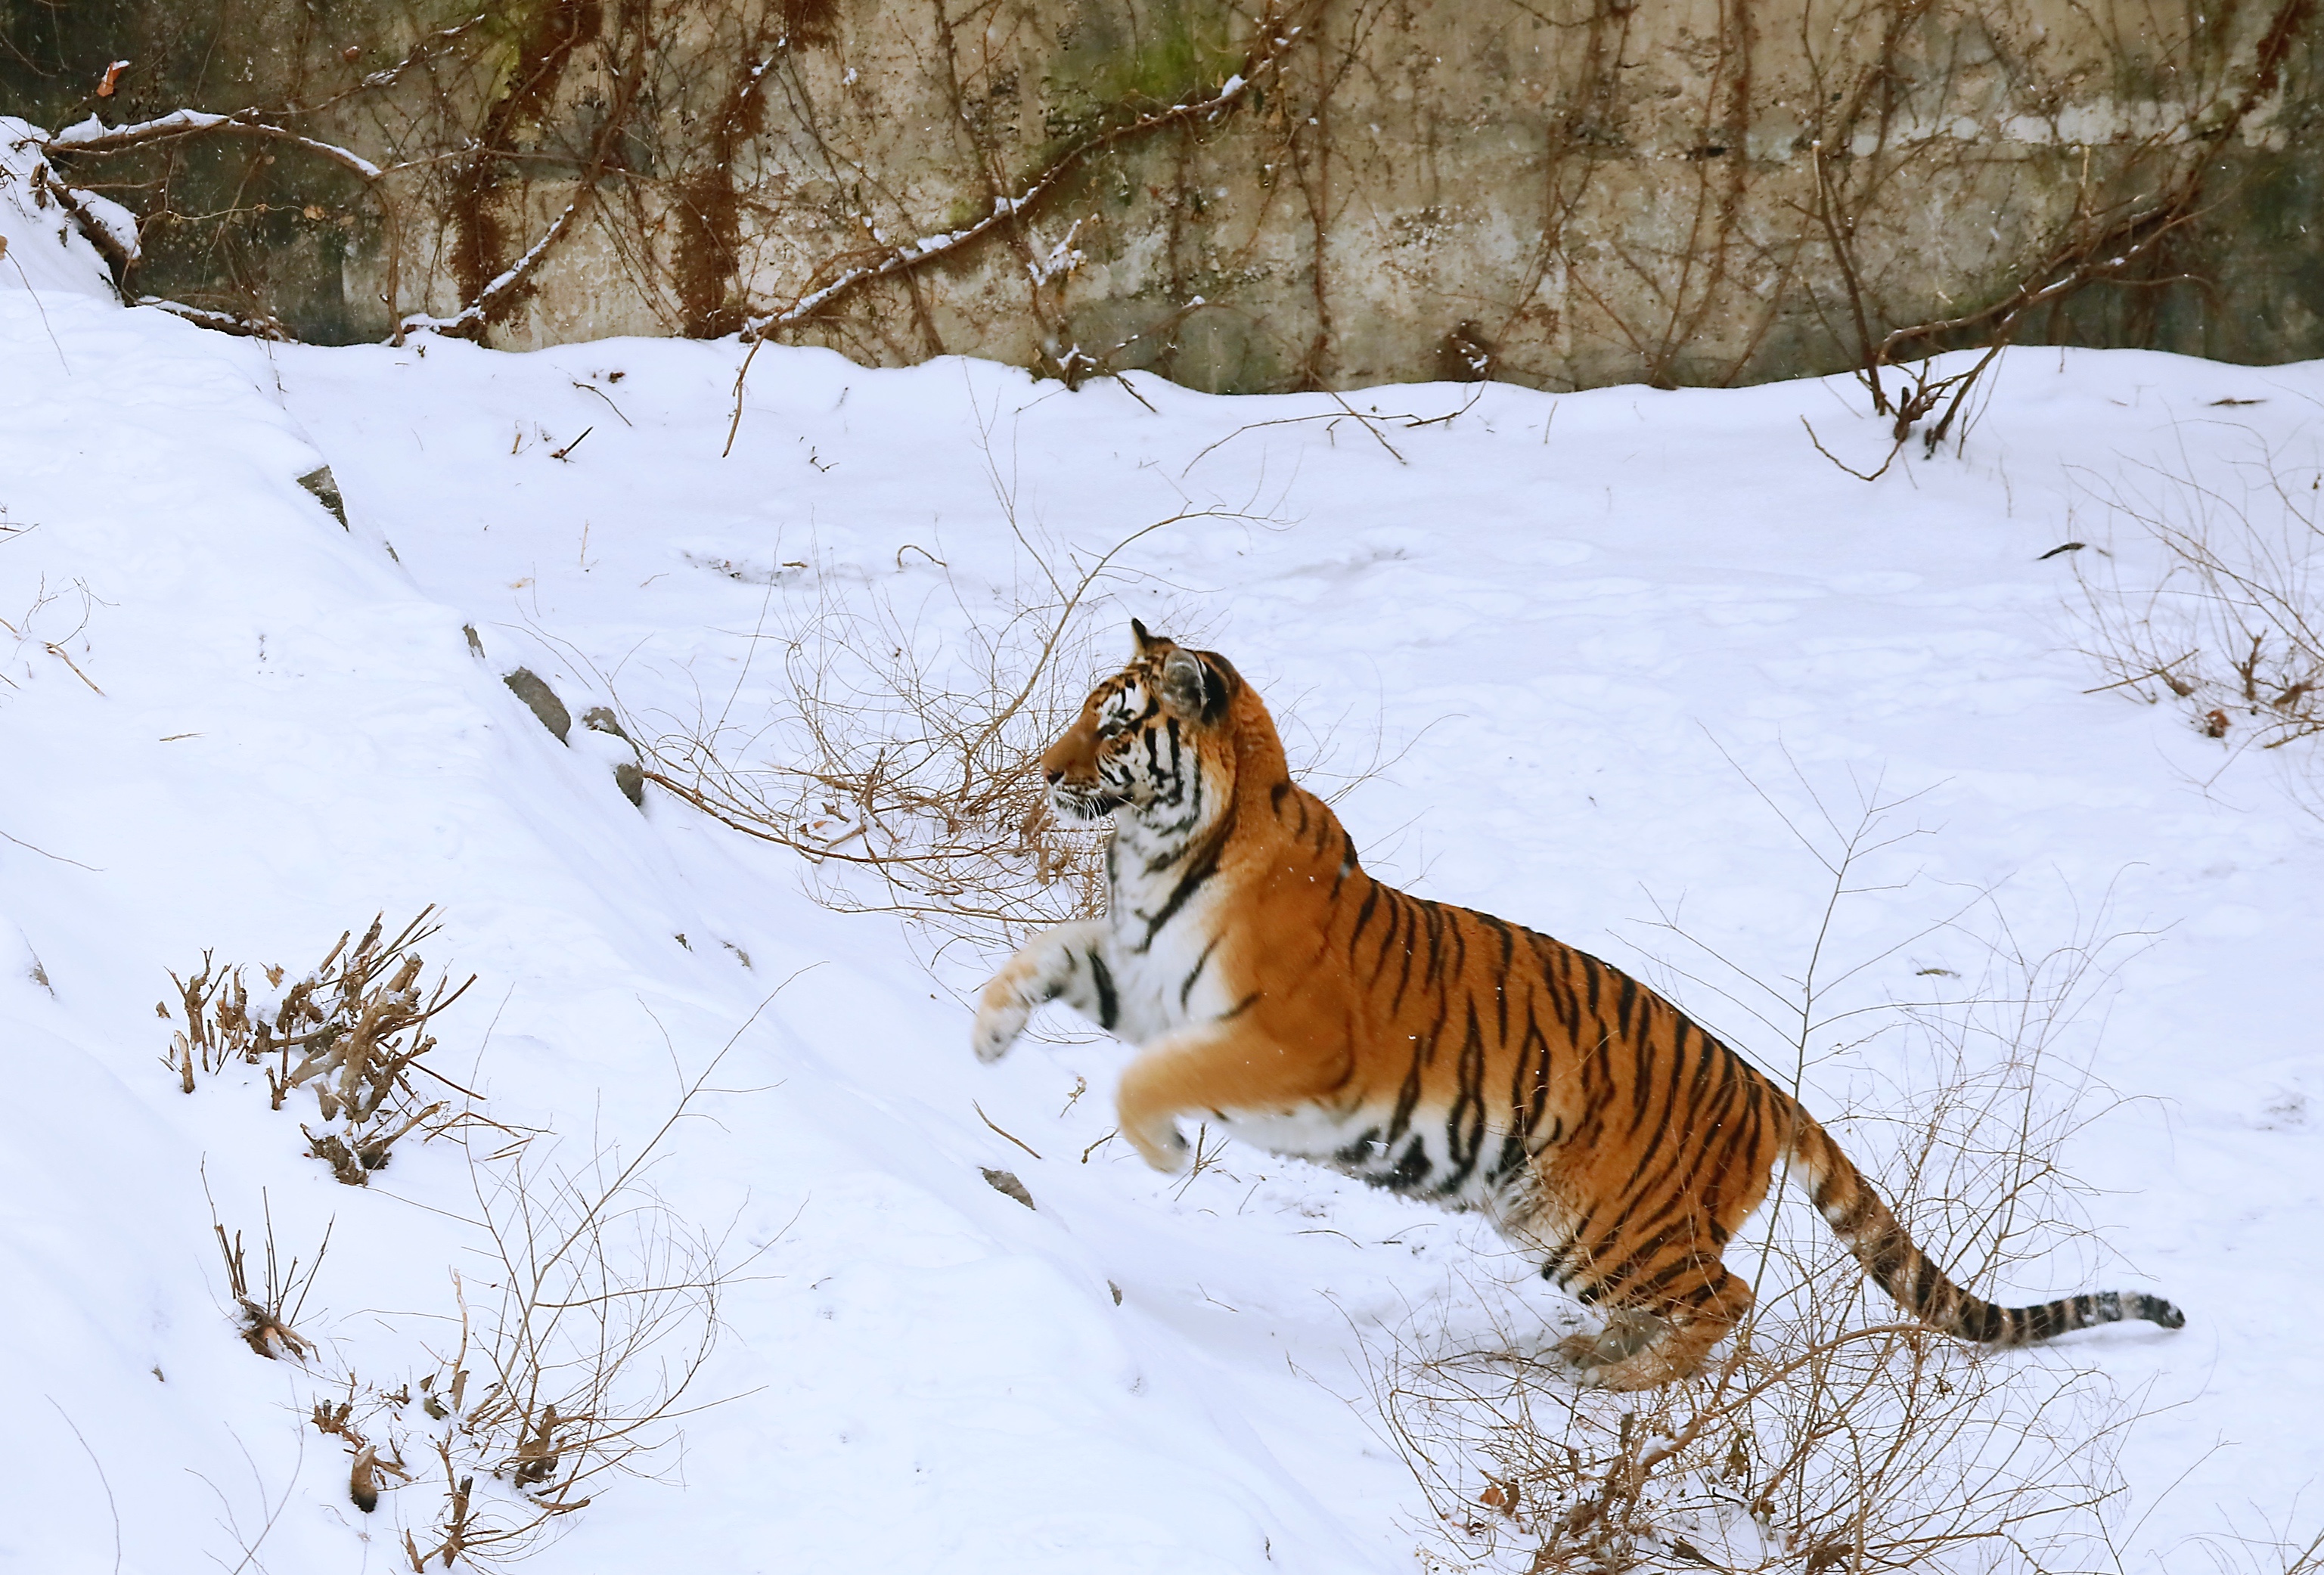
163;909;481;1183
389;1130;737;1570
276;1023;767;1569
175;935;773;1566
640;550;1113;957
1386;1006;2146;1575
2182;1520;2324;1575
631;417;1393;966
636;497;1280;960
2075;440;2324;754
635;526;1401;962
1383;782;2170;1575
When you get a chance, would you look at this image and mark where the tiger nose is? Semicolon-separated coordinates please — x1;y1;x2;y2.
1044;766;1063;785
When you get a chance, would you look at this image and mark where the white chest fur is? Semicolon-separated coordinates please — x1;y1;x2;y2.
1095;846;1232;1043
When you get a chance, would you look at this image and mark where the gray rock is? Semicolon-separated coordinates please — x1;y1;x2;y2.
582;705;645;805
581;705;631;744
981;1167;1035;1210
296;465;348;528
502;668;570;743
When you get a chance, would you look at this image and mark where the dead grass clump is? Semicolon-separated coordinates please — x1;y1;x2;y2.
162;908;479;1183
1385;779;2167;1575
205;1180;329;1362
280;1022;770;1570
2075;442;2324;754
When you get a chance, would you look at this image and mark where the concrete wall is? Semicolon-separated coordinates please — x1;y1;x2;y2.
5;0;2316;391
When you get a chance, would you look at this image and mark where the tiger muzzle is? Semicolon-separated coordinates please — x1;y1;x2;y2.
1047;777;1122;822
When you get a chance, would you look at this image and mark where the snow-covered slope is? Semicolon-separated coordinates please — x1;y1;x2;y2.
4;150;2319;1573
1;119;127;300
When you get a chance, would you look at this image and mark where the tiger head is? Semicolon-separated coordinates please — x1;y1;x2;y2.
1042;620;1246;830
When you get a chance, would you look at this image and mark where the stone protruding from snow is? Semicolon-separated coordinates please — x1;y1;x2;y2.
296;465;348;528
502;668;570;743
582;706;646;808
580;704;631;744
981;1167;1035;1210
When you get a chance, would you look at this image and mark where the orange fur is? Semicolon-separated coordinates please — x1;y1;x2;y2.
974;625;2183;1388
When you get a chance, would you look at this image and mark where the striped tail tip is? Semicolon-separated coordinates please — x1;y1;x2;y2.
2074;1289;2186;1333
1979;1288;2186;1345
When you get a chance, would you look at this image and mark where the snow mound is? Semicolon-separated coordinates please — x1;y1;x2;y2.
0;119;126;300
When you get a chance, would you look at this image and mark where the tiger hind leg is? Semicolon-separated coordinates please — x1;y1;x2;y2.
1554;1310;1662;1368
1560;1264;1753;1392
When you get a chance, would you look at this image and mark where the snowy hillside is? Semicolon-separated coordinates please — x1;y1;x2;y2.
4;124;2320;1574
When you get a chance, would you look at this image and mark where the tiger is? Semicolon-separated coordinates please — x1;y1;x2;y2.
972;622;2185;1391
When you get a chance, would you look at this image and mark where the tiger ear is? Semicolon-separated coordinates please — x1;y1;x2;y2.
1159;648;1219;721
1130;618;1168;657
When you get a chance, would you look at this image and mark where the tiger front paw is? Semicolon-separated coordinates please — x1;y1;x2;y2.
971;991;1030;1065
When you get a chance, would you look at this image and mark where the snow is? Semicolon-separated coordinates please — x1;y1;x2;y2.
47;109;385;181
48;107;240;144
66;188;139;265
5;132;2322;1573
0;119;121;299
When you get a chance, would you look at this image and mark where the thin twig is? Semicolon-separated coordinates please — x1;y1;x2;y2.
972;1099;1044;1161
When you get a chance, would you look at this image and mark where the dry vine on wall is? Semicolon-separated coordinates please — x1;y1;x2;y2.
3;0;2313;392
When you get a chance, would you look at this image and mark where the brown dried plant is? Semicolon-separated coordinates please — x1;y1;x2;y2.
2181;1519;2324;1575
638;547;1117;959
1800;162;2211;480
393;1142;733;1570
274;1010;777;1570
203;1175;328;1363
162;908;479;1183
634;476;1280;962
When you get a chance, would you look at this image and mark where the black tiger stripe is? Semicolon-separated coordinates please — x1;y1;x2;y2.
1349;880;1385;955
1179;938;1219;1009
1388;896;1423;1013
1435;1003;1491;1195
1578;951;1605;1016
1139;800;1236;948
1385;1050;1426;1147
1417;902;1445;996
1088;950;1118;1029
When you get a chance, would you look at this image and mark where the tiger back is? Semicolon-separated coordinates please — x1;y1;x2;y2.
972;622;2183;1390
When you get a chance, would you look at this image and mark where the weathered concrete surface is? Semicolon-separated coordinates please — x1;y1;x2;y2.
4;0;2316;392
